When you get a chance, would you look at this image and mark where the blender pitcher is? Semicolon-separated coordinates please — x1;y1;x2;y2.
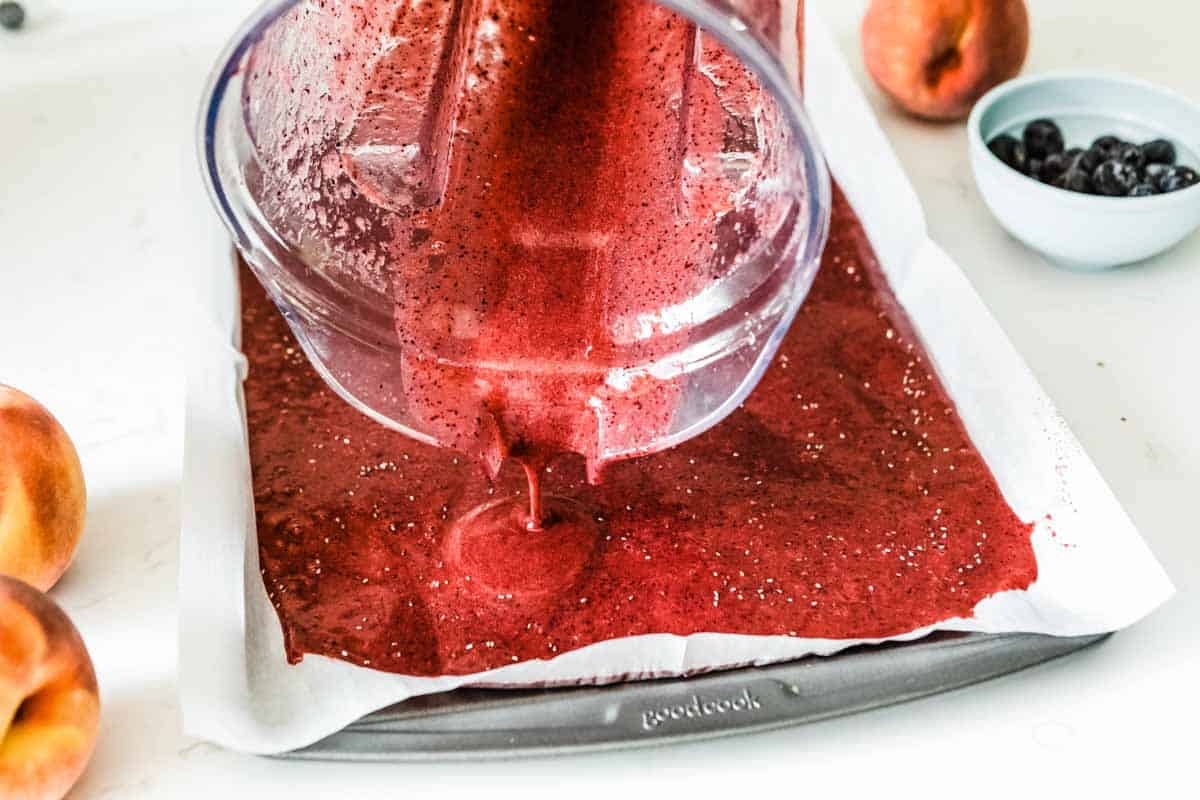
199;0;830;487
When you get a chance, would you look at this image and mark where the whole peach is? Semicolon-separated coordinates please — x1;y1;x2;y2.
862;0;1029;121
0;386;87;592
0;575;100;800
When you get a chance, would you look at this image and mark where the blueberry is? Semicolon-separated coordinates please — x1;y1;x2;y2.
1054;166;1092;194
1079;146;1106;174
988;134;1027;172
1064;147;1085;160
1039;152;1072;183
1143;162;1170;183
0;1;23;30
1092;159;1139;196
1158;165;1200;193
1025;158;1044;179
1024;119;1065;160
1115;144;1146;170
1142;139;1176;165
1128;183;1159;197
1092;135;1125;157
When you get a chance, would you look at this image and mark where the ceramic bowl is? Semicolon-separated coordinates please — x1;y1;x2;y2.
968;72;1200;270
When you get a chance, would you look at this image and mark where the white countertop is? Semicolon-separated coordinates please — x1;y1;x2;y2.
1;0;1195;796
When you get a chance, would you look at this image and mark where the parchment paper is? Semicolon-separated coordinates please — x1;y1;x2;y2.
179;7;1174;754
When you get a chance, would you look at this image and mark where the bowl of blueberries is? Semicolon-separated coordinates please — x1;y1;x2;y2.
968;72;1200;269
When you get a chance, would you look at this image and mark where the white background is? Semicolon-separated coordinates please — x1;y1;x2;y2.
0;0;1196;795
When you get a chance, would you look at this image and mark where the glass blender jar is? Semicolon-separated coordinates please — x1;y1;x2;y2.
200;0;829;553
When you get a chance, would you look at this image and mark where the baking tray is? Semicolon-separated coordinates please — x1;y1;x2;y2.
280;631;1107;760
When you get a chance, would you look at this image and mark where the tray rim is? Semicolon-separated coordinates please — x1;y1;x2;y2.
279;631;1111;761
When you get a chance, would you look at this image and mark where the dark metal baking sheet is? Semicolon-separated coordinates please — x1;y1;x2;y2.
281;632;1108;761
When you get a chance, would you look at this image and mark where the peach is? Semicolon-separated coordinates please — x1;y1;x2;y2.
0;575;99;800
0;386;87;592
862;0;1029;121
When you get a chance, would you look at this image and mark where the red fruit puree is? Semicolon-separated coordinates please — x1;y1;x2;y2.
241;0;1035;675
385;0;740;486
243;186;1037;675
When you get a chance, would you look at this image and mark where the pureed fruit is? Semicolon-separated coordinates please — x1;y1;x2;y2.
244;0;800;517
242;188;1039;675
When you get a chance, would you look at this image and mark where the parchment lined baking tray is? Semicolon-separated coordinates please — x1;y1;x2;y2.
179;8;1171;755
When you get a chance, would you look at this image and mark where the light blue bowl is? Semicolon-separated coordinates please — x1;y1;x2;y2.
968;72;1200;270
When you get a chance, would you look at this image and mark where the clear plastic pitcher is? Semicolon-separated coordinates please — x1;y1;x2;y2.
199;0;829;481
